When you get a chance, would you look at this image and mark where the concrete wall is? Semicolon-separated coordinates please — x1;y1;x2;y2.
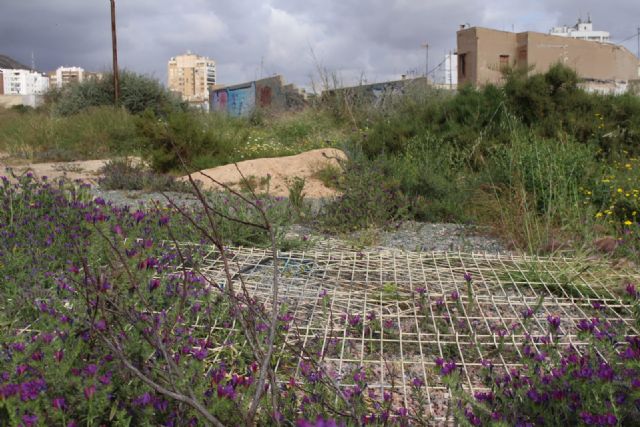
322;77;432;107
210;75;305;116
458;27;640;87
227;83;255;117
525;32;638;82
0;94;44;108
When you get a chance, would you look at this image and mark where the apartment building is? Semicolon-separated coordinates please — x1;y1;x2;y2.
168;52;216;103
48;66;85;88
457;26;639;87
0;68;49;95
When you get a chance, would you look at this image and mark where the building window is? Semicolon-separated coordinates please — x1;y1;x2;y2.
459;54;466;78
499;55;509;70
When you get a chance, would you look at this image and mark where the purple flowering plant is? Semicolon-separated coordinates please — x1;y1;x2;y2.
1;175;421;425
439;300;640;426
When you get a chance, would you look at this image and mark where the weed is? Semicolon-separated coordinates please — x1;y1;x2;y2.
287;177;307;219
98;157;194;192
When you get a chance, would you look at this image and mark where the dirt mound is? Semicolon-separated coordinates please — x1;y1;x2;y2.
180;148;346;198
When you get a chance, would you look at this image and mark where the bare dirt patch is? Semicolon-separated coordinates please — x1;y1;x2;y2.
179;148;347;198
0;156;144;183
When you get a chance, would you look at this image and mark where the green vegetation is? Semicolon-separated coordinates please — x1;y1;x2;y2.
0;72;343;171
321;64;640;257
1;64;639;256
2;64;640;425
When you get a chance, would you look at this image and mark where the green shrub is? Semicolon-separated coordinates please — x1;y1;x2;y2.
51;71;184;117
136;110;248;173
319;154;408;232
98;157;194;192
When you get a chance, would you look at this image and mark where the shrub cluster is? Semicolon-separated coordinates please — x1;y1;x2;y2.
49;71;184;117
321;64;640;253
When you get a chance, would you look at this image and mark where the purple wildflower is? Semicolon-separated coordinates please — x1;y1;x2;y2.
521;308;534;319
149;278;161;292
52;397;66;410
546;315;561;330
626;283;637;299
22;414;38;427
84;385;96;400
133;210;145;223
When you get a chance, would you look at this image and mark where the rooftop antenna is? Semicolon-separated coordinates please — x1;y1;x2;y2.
587;13;591;24
31;51;35;71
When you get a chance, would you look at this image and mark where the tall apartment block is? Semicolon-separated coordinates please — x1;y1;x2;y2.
168;52;216;103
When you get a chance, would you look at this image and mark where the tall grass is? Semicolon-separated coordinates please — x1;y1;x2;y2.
0;106;137;161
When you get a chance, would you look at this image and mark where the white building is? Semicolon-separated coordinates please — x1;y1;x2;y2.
550;17;610;43
0;68;49;95
433;52;458;88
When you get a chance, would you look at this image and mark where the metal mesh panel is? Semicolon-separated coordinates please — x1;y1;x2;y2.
182;245;639;421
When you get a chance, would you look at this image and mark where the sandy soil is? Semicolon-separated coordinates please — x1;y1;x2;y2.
179;148;347;198
0;155;109;184
0;149;346;198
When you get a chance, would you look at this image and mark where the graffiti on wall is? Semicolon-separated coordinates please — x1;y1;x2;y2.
227;84;255;117
211;90;228;112
209;75;305;116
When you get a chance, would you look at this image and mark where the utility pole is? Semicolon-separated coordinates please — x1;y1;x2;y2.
421;42;429;81
637;26;639;59
110;0;120;105
449;50;453;90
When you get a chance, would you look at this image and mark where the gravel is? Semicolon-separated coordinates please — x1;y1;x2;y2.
285;222;510;254
89;188;509;254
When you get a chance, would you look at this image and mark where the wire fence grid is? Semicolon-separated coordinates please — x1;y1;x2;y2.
179;245;639;421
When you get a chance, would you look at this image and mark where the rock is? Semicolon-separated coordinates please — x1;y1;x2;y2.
594;236;619;253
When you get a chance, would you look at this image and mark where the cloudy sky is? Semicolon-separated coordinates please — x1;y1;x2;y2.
1;0;638;89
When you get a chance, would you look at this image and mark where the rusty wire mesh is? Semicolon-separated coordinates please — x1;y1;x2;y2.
181;245;640;421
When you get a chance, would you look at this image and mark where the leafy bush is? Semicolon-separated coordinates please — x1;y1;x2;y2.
319;154;408;232
136;110;248;173
50;71;184;117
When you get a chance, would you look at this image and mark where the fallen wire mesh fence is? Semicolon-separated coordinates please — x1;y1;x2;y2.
178;245;640;422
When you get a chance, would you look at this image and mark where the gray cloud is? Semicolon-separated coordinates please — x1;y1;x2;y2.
1;0;638;89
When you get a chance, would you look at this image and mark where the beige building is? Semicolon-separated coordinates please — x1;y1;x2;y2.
168;52;216;103
47;67;105;88
48;66;85;88
457;27;639;87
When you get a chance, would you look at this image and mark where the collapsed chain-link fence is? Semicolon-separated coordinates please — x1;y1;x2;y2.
181;245;640;422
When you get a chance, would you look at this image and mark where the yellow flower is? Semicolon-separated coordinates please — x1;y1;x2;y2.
595;212;603;218
617;188;623;193
624;220;633;226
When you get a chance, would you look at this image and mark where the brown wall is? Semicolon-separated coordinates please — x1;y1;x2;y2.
525;32;638;81
458;27;640;86
0;72;3;95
